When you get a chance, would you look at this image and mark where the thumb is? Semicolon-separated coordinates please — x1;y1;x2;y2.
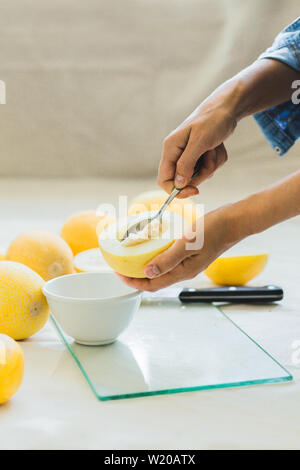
144;238;187;279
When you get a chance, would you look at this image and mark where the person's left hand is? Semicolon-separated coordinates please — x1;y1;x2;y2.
117;205;237;292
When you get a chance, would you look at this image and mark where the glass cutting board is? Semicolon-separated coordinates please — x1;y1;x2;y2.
51;299;292;401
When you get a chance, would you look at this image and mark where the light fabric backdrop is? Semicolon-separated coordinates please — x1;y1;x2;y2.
1;3;300;449
0;0;299;178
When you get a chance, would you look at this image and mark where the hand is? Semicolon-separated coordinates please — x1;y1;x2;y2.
117;205;238;292
158;99;236;198
119;166;300;291
158;58;300;199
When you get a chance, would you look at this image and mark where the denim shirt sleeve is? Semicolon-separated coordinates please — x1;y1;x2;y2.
253;17;300;156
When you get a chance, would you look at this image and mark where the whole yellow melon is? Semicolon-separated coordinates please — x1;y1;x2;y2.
6;231;74;281
61;210;116;255
0;334;24;404
128;190;200;225
0;261;50;340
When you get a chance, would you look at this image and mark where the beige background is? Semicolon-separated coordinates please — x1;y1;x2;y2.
0;0;299;182
1;3;300;450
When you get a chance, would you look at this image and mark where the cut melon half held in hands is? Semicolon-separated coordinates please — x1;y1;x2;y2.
99;211;184;278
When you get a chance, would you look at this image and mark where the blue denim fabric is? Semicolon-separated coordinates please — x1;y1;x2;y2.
253;17;300;156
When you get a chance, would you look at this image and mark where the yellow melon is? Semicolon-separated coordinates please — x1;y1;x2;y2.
0;254;5;261
128;190;200;225
204;254;269;286
61;210;116;255
0;334;24;404
0;261;50;340
74;248;112;273
6;231;74;281
99;211;184;278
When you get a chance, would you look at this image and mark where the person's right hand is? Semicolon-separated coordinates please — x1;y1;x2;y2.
158;97;237;198
158;57;300;198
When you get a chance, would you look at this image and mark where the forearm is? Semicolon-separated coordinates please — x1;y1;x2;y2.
233;59;299;120
201;58;299;123
223;170;300;246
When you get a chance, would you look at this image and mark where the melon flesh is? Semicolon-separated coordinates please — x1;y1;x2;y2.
99;211;184;278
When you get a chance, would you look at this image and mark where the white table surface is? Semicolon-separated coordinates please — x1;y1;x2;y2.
1;178;300;450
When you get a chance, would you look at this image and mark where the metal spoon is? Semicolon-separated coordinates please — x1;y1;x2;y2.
121;162;202;242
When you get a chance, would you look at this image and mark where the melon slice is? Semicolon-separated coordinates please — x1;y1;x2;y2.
74;248;112;273
99;211;184;278
204;254;269;286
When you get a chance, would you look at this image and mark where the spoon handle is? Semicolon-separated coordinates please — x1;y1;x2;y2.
157;164;201;219
157;186;181;218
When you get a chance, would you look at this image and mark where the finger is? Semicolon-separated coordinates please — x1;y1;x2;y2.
157;153;178;195
118;254;203;291
216;143;228;167
175;136;207;189
189;149;218;186
116;274;154;291
158;129;190;194
186;144;228;188
173;150;216;197
144;238;187;278
115;273;148;290
117;263;188;292
174;185;199;199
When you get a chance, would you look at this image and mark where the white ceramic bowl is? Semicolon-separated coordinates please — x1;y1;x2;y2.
43;272;142;346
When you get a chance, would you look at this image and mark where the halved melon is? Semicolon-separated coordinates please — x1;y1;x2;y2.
99;211;184;278
204;254;269;286
74;248;112;273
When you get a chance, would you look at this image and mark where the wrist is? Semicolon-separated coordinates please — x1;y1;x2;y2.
202;76;246;124
218;76;249;123
218;198;258;247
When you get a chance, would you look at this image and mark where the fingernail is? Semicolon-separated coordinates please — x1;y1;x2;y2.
145;265;160;278
175;174;185;187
